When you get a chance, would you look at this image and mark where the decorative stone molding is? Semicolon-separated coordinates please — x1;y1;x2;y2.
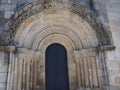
0;0;112;46
0;45;115;53
73;48;109;89
0;44;114;90
0;46;15;52
98;45;116;51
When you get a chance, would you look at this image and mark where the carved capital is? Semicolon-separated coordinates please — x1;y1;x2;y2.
0;46;16;52
74;50;80;63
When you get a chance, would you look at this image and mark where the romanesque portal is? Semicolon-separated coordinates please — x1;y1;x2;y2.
0;1;113;90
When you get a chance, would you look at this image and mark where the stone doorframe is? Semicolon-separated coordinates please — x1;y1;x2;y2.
0;45;115;90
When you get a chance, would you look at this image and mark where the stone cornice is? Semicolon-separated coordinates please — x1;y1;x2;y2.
74;45;116;51
98;45;116;51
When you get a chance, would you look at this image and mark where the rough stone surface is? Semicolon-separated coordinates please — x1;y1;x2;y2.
0;64;8;73
0;73;7;83
105;0;120;88
0;83;6;90
0;0;120;90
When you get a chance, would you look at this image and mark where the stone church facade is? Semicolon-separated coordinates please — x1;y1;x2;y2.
0;0;120;90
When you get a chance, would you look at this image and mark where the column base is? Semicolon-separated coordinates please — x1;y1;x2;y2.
77;87;101;90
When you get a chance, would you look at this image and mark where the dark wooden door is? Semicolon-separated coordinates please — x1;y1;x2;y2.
45;44;69;90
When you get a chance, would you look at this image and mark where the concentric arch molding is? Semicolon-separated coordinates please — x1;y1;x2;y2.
3;0;112;48
13;8;99;50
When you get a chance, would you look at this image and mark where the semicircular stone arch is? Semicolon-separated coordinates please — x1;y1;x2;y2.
14;9;99;50
4;0;111;46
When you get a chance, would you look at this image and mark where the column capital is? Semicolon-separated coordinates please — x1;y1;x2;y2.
73;50;80;63
0;46;16;52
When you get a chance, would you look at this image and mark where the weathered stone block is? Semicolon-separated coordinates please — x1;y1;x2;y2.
0;64;8;73
0;83;6;90
0;73;7;83
109;86;120;90
0;52;9;61
0;4;16;11
4;11;14;19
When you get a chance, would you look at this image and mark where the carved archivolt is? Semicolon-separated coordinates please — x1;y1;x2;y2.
13;8;98;50
2;0;111;46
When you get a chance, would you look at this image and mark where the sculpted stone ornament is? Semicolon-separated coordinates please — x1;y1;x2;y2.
1;0;111;46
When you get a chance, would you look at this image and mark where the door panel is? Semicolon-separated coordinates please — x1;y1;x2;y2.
45;44;69;90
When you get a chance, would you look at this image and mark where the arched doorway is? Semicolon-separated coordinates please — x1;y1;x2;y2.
45;43;69;90
6;4;112;90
